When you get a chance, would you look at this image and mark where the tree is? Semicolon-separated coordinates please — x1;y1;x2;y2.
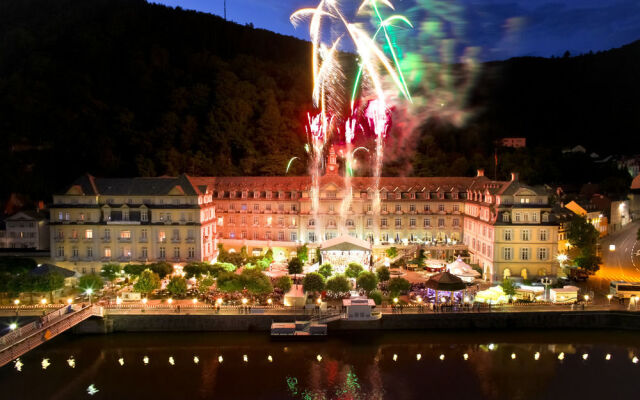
274;276;293;293
198;276;215;293
567;215;601;272
100;263;122;282
149;262;173;279
376;266;390;282
388;277;410;297
302;272;325;294
345;263;364;279
167;276;188;297
79;274;104;293
386;247;398;258
124;264;146;276
369;289;383;305
216;271;243;293
325;275;351;295
184;262;208;279
265;248;274;262
296;244;309;263
240;269;273;296
501;278;517;297
134;270;161;295
356;271;378;293
34;273;65;302
318;263;333;278
288;257;303;276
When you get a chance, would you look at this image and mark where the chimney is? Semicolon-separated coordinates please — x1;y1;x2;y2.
510;172;519;181
477;169;485;177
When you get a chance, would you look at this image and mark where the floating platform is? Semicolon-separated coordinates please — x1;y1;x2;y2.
270;321;327;340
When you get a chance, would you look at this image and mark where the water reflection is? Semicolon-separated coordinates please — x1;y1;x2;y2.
1;331;640;399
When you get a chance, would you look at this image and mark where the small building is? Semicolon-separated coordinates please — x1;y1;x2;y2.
550;286;579;303
320;235;372;273
500;137;526;148
342;298;376;320
3;210;50;250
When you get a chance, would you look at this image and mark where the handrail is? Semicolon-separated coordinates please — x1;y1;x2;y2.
0;305;102;368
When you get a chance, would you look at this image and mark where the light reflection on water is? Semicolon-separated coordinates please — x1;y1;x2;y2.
1;330;640;400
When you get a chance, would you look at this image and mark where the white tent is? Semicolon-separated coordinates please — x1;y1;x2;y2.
446;257;481;282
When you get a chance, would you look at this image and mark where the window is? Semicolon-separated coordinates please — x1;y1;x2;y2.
395;204;402;212
438;204;445;212
502;213;510;222
278;203;284;211
253;204;259;211
521;230;530;241
72;248;79;258
504;230;512;241
158;231;166;243
85;229;93;239
241;231;247;239
409;204;416;212
174;247;180;258
229;216;235;224
290;232;297;242
278;217;284;226
265;231;272;240
278;231;285;241
309;219;315;227
142;247;148;259
453;204;460;212
87;247;93;258
424;204;431;212
424;218;431;227
123;210;129;221
159;247;166;258
141;229;148;240
253;232;259;240
452;219;460;227
328;204;334;212
394;218;401;227
438;218;445;227
540;230;548;241
104;229;110;240
57;247;64;257
120;230;131;239
503;247;512;260
253;216;259;225
532;213;538;222
381;218;388;227
520;248;530;261
141;210;148;222
346;219;355;227
58;211;63;221
538;248;548;260
382;204;387;212
367;218;373;227
410;218;416;227
188;247;195;258
515;213;521;222
104;247;111;258
308;232;316;242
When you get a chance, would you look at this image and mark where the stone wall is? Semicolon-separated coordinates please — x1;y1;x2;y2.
69;311;640;334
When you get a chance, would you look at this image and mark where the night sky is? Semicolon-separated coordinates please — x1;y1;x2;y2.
153;0;640;60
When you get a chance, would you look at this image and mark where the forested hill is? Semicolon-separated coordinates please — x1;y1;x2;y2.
0;0;313;202
0;0;638;207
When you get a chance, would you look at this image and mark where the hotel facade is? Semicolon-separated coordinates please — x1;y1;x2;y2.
51;148;558;281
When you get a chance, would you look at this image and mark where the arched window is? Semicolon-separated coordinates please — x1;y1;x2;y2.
346;219;354;227
520;268;528;280
308;219;315;227
503;268;511;279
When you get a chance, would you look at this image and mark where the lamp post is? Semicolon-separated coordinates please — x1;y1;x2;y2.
541;277;552;301
607;294;613;305
85;288;94;305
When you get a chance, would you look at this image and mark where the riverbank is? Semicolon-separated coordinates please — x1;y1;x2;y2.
54;310;640;334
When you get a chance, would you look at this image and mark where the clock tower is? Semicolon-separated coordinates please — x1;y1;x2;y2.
325;145;338;176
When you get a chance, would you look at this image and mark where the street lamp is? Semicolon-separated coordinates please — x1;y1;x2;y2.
142;297;148;305
241;298;248;305
167;298;173;305
13;299;20;306
541;277;552;301
40;298;47;305
607;294;613;305
85;288;94;305
584;294;590;305
67;298;73;305
192;298;198;304
216;298;223;305
267;298;272;305
9;323;17;331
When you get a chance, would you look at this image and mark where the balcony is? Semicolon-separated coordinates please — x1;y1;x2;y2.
139;237;148;243
69;237;79;243
83;237;94;242
157;238;167;244
171;237;181;243
101;237;112;242
186;237;195;243
118;237;132;243
54;237;65;243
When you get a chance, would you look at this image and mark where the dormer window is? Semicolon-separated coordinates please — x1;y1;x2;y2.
266;191;272;199
502;213;510;222
253;191;260;198
242;191;248;199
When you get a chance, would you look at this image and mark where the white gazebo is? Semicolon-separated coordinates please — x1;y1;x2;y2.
446;257;481;283
320;235;372;273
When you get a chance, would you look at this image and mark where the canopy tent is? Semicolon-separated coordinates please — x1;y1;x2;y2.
320;235;372;271
446;257;481;283
425;271;466;292
475;286;509;304
320;235;371;252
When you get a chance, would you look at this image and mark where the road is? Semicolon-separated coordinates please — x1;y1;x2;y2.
596;220;640;281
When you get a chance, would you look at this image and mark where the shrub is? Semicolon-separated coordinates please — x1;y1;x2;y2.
326;275;351;295
356;271;378;293
302;272;325;294
318;263;333;278
369;289;383;305
345;263;363;278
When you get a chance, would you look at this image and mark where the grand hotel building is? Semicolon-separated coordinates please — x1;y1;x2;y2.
51;147;558;281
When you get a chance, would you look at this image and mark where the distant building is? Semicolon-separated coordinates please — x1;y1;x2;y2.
1;210;50;250
500;138;526;148
564;200;608;237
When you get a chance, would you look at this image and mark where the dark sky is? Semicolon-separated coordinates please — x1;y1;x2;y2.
153;0;640;60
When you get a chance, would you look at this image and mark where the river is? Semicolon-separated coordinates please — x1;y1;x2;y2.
1;330;639;399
